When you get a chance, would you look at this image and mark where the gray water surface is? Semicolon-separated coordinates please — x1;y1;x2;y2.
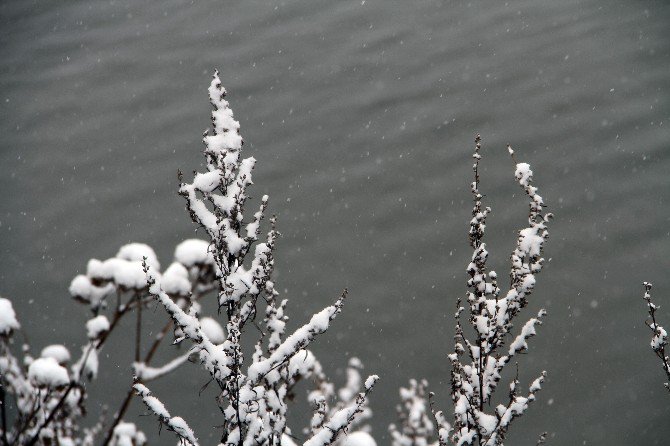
1;0;670;444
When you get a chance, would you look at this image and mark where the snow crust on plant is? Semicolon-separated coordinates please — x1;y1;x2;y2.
84;243;166;293
247;304;340;383
160;261;192;296
174;239;215;267
305;375;378;446
87;258;149;290
0;296;20;334
28;357;69;387
514;163;532;187
116;243;160;272
110;422;147;446
133;352;190;382
200;316;226;344
40;344;71;364
341;432;377;446
68;274;115;311
86;315;110;339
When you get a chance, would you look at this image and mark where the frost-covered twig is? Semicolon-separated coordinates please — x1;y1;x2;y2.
641;282;670;392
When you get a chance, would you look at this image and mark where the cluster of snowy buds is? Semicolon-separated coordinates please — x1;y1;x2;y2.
0;237;221;445
0;295;108;445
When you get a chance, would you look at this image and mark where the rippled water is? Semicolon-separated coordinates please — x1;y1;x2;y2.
2;0;670;444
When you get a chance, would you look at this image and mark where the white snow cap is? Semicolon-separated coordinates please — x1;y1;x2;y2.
112;422;147;446
288;349;317;378
281;434;298;446
40;344;71;364
87;258;150;290
341;432;377;446
69;274;94;297
69;274;114;310
0;297;20;335
200;317;225;344
86;315;111;339
28;357;69;387
174;239;214;267
515;163;533;186
160;262;192;296
116;243;160;272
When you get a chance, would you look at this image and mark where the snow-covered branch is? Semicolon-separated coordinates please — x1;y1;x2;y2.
641;282;670;392
134;383;199;446
392;136;551;446
136;71;378;446
448;137;551;445
304;376;378;446
0;71;377;446
0;68;567;446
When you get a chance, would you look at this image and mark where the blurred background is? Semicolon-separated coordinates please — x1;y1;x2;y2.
1;0;669;444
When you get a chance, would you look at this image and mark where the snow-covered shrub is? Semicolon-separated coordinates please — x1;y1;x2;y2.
131;70;379;446
641;282;670;392
391;136;552;446
0;242;164;445
1;72;559;446
0;296;110;445
0;73;378;446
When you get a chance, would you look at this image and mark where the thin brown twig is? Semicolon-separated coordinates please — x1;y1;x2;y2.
135;293;142;363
